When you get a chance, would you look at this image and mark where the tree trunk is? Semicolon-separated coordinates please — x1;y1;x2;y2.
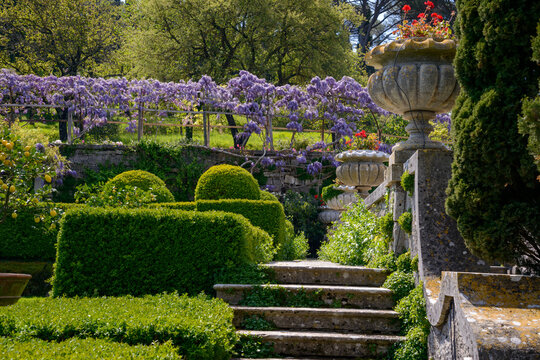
225;114;246;148
58;108;68;142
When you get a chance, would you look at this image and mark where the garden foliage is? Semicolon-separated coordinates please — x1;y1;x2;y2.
52;207;274;297
195;165;261;201
446;0;540;270
0;337;181;360
318;200;385;266
275;220;309;261
0;203;81;261
0;294;235;360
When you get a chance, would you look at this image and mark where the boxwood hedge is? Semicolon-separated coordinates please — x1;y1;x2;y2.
52;207;274;297
0;337;181;360
196;199;286;249
0;294;235;360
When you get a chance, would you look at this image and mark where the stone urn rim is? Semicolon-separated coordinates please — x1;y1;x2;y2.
365;37;457;69
335;150;390;163
0;273;32;280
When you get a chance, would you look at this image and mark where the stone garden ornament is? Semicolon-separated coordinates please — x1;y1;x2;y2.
366;2;459;151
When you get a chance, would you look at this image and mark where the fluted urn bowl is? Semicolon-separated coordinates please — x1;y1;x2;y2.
335;150;389;198
326;185;358;211
366;38;459;151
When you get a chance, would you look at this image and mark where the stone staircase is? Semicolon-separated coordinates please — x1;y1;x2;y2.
214;260;405;359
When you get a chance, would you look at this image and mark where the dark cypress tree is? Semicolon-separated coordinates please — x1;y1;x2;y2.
446;0;540;271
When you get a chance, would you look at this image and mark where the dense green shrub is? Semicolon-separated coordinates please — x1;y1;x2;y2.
400;171;414;196
321;184;344;202
259;190;279;202
396;251;417;273
0;203;82;261
0;337;181;360
447;0;540;270
52;207;274;296
380;212;394;240
195;165;260;201
398;211;412;234
318;200;380;265
275;220;309;261
393;326;429;360
282;191;326;256
102;170;174;203
382;271;416;302
0;294;235;360
196;199;285;249
395;283;430;335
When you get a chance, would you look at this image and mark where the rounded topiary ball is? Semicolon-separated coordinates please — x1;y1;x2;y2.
102;170;174;203
195;165;261;201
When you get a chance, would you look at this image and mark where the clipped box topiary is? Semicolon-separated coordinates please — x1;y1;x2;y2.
101;170;174;203
195;165;260;201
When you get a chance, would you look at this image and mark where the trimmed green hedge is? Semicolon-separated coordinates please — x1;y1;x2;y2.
52;207;274;297
0;294;235;360
0;337;181;360
195;165;260;201
0;203;82;261
146;202;197;211
196;199;286;249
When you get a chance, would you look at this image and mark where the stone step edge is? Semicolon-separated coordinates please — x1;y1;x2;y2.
237;329;405;343
214;284;392;295
231;306;399;318
265;262;389;273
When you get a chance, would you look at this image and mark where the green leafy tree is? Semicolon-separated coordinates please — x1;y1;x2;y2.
446;0;540;271
128;0;357;84
519;23;540;174
0;0;123;76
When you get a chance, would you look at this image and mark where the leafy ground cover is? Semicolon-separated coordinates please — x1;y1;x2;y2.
0;294;235;360
0;337;181;360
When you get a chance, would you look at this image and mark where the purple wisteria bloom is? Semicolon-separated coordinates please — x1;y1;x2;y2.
307;161;323;175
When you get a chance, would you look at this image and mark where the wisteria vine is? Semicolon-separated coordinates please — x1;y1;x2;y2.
0;69;452;176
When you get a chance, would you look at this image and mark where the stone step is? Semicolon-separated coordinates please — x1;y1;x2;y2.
237;330;405;358
232;306;401;334
265;261;389;287
214;284;395;310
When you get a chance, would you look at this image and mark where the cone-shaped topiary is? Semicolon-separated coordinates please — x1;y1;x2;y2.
195;165;261;201
446;0;540;270
102;170;174;203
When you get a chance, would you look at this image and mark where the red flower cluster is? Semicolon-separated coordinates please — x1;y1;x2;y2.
355;130;367;138
395;1;454;40
343;130;380;151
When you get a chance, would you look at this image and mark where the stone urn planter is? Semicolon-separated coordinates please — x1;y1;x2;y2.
335;150;389;198
0;273;31;306
325;185;357;211
366;38;459;151
318;207;342;224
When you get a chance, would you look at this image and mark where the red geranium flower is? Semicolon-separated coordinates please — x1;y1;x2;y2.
359;130;367;138
431;12;439;18
402;4;411;12
437;14;443;20
412;20;418;25
418;12;425;18
424;1;434;9
314;194;318;199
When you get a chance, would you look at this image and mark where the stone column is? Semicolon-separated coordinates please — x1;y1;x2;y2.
386;148;415;254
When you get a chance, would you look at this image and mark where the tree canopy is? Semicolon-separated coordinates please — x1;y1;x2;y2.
0;0;123;77
127;0;358;84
